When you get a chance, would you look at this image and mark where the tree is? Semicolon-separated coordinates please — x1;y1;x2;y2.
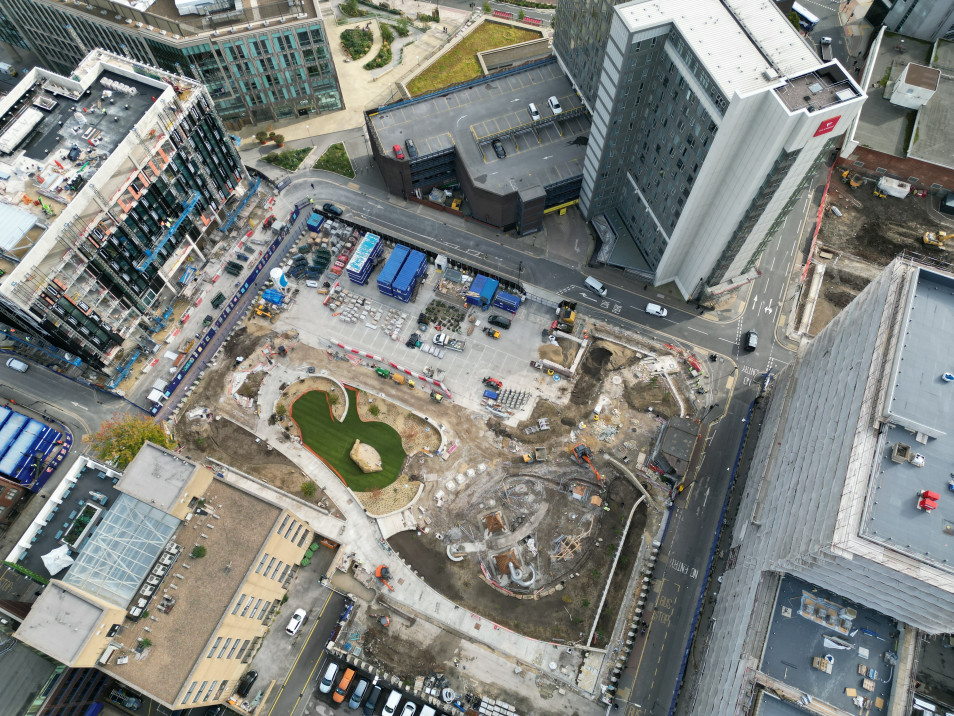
301;480;317;498
369;404;381;417
255;131;269;144
518;9;524;20
482;1;490;12
273;134;285;147
191;545;207;558
275;402;287;418
138;637;153;649
84;413;175;468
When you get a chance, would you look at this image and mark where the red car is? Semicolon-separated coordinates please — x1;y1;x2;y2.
393;144;405;159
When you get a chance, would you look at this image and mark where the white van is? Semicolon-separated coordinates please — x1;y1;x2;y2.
382;690;402;715
645;303;668;317
583;276;607;297
305;280;319;288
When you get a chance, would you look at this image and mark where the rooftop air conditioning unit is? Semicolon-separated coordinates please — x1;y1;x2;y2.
762;68;778;81
172;34;180;39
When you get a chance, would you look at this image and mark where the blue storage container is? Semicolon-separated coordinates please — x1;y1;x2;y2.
466;275;499;308
492;290;521;313
483;390;499;400
306;212;324;232
392;250;427;303
345;233;383;285
377;245;410;297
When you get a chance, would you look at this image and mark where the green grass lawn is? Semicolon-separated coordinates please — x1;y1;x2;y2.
262;148;311;171
407;21;541;96
292;388;406;491
313;142;355;179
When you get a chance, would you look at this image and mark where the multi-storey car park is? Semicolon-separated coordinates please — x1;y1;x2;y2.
0;0;341;127
0;49;249;373
375;0;865;300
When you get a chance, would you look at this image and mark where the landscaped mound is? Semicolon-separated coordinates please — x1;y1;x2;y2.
291;388;406;491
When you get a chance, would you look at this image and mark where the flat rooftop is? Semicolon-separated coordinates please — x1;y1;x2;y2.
0;66;158;254
773;66;862;113
15;460;122;580
100;479;280;704
370;61;589;196
854;34;933;158
867;267;954;569
117;442;198;513
42;0;318;38
753;694;811;716
16;582;108;665
617;0;822;101
908;70;954;167
760;575;897;711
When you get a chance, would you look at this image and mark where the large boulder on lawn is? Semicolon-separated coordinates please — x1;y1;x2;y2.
350;440;383;473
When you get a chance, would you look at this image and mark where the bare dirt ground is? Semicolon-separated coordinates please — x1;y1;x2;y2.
389;473;644;644
173;323;343;517
809;180;952;331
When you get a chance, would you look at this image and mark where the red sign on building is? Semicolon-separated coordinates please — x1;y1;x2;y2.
814;116;841;137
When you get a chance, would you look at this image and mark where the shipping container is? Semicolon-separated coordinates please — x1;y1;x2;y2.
466;275;499;308
377;245;410;297
492;290;521;313
345;233;383;285
392;250;427;303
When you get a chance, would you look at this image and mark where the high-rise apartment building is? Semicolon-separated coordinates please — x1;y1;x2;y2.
0;50;247;371
554;0;865;299
0;0;341;127
693;256;954;711
15;442;312;710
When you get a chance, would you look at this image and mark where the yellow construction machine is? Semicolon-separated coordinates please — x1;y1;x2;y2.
924;230;954;247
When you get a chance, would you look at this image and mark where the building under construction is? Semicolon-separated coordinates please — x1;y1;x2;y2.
0;50;248;372
692;255;954;714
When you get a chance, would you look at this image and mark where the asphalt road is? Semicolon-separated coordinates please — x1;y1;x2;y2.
0;358;132;438
265;588;346;716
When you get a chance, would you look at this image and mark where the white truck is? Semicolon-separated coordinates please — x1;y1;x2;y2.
819;37;833;62
432;333;466;352
0;63;17;77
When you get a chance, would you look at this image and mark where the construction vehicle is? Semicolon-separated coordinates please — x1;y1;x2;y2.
873;189;887;198
924;230;954;247
430;391;444;403
375;367;391;379
202;315;213;328
840;169;863;188
483;377;502;389
374;565;394;591
556;300;577;325
521;447;549;463
571;443;601;483
483;327;500;339
254;306;273;319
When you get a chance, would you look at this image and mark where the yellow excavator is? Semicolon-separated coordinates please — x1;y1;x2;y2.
840;169;863;188
924;230;954;247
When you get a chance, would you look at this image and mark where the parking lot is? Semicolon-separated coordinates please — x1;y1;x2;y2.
275;256;566;417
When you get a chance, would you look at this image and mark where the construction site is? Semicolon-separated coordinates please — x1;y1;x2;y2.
797;169;954;334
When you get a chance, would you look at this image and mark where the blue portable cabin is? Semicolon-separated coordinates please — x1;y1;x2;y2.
392;250;427;303
466;275;499;309
306;211;324;232
345;233;383;285
492;290;521;313
377;245;410;297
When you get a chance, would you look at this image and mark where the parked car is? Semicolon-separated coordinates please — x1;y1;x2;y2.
363;685;383;715
548;95;562;114
405;139;419;158
400;702;417;716
322;202;343;217
5;358;28;373
348;679;370;709
236;670;258;697
491;139;506;159
333;668;356;703
527;102;541;121
285;608;306;635
393;144;405;160
318;662;339;694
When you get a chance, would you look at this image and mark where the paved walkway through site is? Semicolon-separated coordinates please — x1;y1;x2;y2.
224;358;606;715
